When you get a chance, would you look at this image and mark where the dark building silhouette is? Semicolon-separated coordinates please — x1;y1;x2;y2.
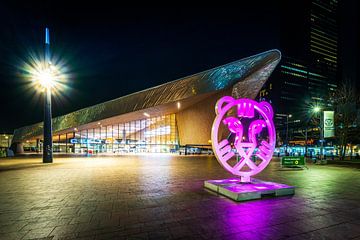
260;0;340;145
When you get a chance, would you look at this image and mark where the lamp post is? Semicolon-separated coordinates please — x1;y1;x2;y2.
278;113;292;155
313;106;324;163
5;136;9;148
286;114;292;152
25;28;65;162
31;28;57;163
43;28;53;163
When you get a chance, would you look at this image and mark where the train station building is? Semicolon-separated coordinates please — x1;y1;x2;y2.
12;50;281;154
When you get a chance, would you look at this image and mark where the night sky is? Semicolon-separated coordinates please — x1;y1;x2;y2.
0;2;357;133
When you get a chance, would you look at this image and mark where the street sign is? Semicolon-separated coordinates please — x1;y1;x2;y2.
281;156;306;168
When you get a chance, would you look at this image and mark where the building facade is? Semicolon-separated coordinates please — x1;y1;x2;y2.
0;134;12;149
260;0;339;146
12;50;281;154
309;0;338;106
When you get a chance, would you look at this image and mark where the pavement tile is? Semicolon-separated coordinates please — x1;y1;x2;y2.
0;156;359;240
22;226;55;239
1;230;29;239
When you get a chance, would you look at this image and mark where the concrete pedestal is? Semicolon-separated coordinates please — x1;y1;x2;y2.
204;178;295;202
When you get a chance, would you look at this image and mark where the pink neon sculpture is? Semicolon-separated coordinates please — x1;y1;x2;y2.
211;96;276;182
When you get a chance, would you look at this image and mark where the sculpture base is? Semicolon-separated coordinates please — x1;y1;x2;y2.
204;178;295;202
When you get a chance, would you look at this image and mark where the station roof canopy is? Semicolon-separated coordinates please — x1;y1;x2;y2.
12;49;281;142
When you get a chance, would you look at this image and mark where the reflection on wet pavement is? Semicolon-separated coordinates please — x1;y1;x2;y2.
0;155;359;239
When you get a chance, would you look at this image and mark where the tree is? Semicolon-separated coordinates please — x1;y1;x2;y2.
332;80;359;160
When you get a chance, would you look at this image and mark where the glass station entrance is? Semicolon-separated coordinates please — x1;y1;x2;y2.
26;114;179;154
71;114;179;154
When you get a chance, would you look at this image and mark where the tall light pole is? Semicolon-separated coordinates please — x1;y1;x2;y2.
23;27;65;162
5;136;9;148
278;113;292;155
286;114;292;152
313;106;324;163
43;27;53;163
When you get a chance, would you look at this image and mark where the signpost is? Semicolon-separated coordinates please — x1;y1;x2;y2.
281;156;306;168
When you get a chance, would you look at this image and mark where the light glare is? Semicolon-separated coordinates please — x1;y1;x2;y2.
19;50;70;98
33;66;57;89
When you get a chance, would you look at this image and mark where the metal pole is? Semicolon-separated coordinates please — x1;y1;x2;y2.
285;115;289;155
304;126;308;157
43;27;53;163
66;133;68;153
320;111;324;163
43;87;53;163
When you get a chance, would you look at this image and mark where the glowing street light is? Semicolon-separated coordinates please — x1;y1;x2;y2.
32;64;60;90
313;106;321;113
286;114;292;152
312;105;324;163
26;28;65;163
277;113;292;154
20;27;69;163
39;28;55;163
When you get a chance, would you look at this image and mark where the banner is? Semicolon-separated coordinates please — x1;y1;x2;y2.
323;111;334;138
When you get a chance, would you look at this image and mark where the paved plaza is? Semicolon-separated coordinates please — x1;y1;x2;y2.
0;155;360;240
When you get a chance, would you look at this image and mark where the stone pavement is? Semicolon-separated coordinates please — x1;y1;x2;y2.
0;155;359;240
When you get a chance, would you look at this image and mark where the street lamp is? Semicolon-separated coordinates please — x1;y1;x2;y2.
5;136;9;148
40;28;53;163
285;114;292;154
313;106;321;113
278;113;292;155
313;106;324;163
20;28;68;162
32;28;59;163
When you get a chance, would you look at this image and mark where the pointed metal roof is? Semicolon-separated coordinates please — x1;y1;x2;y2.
12;49;281;142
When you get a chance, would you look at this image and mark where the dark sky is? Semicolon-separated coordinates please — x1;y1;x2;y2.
0;2;357;133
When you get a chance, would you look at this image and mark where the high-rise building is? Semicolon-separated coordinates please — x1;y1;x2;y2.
309;0;338;105
260;0;340;146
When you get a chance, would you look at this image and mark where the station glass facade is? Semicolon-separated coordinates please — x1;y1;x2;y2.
30;114;179;154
